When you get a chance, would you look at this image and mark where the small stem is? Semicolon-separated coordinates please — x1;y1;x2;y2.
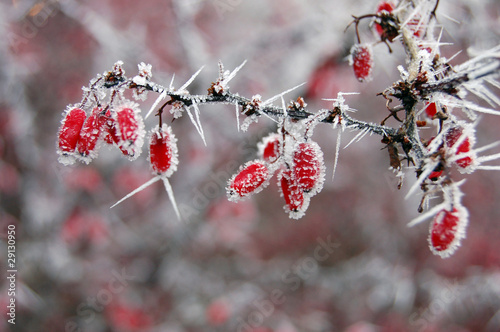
431;0;440;18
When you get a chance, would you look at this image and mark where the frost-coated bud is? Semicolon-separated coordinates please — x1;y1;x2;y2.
77;107;106;163
113;102;145;160
350;44;374;82
149;123;178;177
227;160;270;201
429;206;468;258
258;133;281;163
278;169;309;219
292;141;325;195
57;106;87;165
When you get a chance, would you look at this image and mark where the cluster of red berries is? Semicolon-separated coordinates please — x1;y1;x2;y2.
57;97;180;215
57;101;145;165
227;133;325;219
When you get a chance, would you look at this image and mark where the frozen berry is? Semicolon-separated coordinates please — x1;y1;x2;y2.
429;207;468;258
350;44;374;82
77;107;106;163
279;169;308;219
149;123;178;177
374;1;395;36
113;102;145;160
292;141;325;195
445;125;476;171
258;133;281;163
227;160;270;201
57;106;86;165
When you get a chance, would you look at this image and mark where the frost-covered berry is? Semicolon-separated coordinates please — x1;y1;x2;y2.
278;169;309;219
57;106;87;165
113;102;145;160
227;160;270;201
350;44;374;82
445;125;476;171
292;141;325;195
258;133;281;163
77;107;106;163
429;206;468;258
374;1;395;36
102;110;119;145
149;124;178;177
407;15;424;38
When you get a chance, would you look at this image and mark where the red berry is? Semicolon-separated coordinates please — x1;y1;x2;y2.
227;160;270;201
428;170;443;181
444;125;476;171
445;127;470;154
206;300;230;326
102;110;119;145
292;141;325;195
279;169;308;219
374;1;395;36
149;124;178;177
350;44;374;82
407;15;424;37
455;156;473;169
429;207;468;258
113;102;145;159
425;102;438;118
376;2;394;14
258;133;281;163
106;304;152;330
77;107;106;163
57;106;86;164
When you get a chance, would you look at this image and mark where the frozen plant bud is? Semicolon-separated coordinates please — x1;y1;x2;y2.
149;123;178;177
350;44;374;82
258;133;281;163
292;141;325;196
57;106;87;165
77;107;106;163
429;205;468;258
227;160;270;201
279;169;309;219
113;102;145;160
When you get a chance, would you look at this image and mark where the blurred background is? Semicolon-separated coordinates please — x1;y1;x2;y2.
1;0;500;331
